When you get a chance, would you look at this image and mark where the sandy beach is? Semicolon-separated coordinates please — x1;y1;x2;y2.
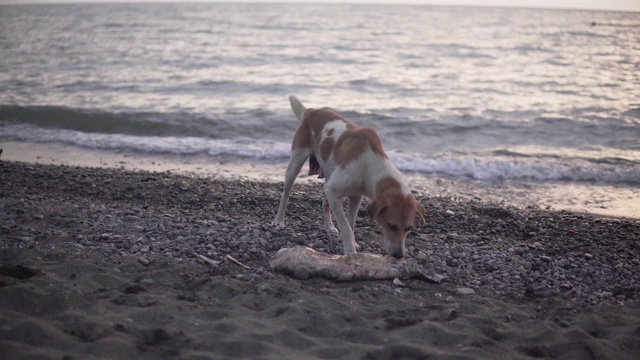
1;159;639;359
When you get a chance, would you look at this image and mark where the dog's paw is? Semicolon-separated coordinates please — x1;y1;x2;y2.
271;219;285;228
342;237;360;255
326;225;339;236
343;247;358;256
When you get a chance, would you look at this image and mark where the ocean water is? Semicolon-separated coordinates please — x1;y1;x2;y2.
1;3;639;215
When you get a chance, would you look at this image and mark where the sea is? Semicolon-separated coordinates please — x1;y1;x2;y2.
1;3;639;218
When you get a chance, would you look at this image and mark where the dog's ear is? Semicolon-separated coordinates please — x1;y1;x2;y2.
367;199;387;220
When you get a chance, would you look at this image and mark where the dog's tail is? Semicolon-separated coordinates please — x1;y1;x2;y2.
289;95;307;122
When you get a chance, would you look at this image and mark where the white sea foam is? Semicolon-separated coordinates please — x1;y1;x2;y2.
388;151;640;184
3;123;638;185
0;124;291;160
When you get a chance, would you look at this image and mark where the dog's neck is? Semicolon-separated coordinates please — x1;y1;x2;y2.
366;161;410;200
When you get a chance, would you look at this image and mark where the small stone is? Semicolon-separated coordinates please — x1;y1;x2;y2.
138;256;150;266
540;256;552;262
420;272;444;284
584;253;593;260
456;287;475;295
439;309;459;321
524;285;535;297
393;278;405;287
445;210;455;216
539;289;554;298
140;278;154;285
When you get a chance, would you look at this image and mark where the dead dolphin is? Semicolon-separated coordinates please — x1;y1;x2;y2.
270;245;444;283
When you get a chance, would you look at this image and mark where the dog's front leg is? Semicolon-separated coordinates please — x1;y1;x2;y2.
325;189;359;255
272;148;310;227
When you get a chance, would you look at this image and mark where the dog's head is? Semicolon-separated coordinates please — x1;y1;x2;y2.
367;191;425;259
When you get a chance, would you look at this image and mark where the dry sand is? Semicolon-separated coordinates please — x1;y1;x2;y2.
1;159;639;359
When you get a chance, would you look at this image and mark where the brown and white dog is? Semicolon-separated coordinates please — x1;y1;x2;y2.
272;96;425;259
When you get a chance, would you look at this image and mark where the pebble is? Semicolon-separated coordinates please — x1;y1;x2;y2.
456;287;475;296
423;273;445;284
138;256;150;266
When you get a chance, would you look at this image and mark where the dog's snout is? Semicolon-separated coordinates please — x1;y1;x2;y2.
391;248;404;259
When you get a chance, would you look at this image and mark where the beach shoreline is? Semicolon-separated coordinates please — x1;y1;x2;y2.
1;159;639;359
2;140;639;220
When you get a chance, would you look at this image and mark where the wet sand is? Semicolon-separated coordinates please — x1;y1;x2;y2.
2;141;639;219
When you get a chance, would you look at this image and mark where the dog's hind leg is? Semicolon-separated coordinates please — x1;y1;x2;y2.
347;195;363;231
324;186;359;256
323;196;339;236
273;147;311;227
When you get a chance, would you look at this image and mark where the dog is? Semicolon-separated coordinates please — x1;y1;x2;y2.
272;96;425;259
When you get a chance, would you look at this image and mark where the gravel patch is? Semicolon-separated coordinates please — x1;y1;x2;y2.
1;160;638;308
